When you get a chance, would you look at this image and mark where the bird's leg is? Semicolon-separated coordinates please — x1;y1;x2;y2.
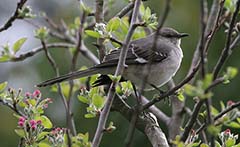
131;82;139;100
150;84;170;104
150;84;165;95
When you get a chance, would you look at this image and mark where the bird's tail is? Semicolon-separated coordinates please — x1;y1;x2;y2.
37;67;101;87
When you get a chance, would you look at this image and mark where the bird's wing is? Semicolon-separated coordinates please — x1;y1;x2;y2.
95;41;168;68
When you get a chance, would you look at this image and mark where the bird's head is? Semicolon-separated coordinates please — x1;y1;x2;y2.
157;27;189;47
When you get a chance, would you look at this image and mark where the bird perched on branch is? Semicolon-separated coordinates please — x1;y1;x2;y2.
37;27;188;90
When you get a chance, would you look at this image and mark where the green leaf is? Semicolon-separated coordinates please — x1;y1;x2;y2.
177;93;185;102
220;101;225;111
211;106;219;116
85;30;101;38
200;143;209;147
84;113;96;118
227;67;238;79
92;94;105;109
28;99;37;106
38;142;51;147
37;132;50;141
13;38;27;54
226;138;236;147
237;118;240;124
226;121;240;128
15;129;25;137
0;55;10;62
78;95;89;104
36;115;52;129
207;125;220;136
184;84;198;96
106;17;121;32
108;74;121;82
0;81;7;92
202;74;213;90
145;7;151;18
215;141;221;147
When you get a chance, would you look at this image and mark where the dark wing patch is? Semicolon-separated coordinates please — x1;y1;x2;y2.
95;42;168;68
92;75;126;87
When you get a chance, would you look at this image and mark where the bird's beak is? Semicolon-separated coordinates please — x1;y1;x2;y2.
179;33;189;38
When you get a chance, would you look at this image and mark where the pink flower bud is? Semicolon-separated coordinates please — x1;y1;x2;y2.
43;104;48;109
37;120;42;125
33;90;41;97
31;125;37;130
19;116;26;122
56;127;61;132
227;100;235;106
25;92;32;97
46;98;53;103
224;129;231;135
29;120;36;126
18;121;24;127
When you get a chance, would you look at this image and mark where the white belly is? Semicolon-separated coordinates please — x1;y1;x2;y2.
124;55;182;90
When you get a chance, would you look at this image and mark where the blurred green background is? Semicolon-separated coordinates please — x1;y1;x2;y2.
0;0;239;146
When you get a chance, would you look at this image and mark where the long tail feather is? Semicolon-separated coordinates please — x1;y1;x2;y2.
37;68;100;87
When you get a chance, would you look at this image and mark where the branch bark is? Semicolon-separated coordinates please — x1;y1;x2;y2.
91;0;141;146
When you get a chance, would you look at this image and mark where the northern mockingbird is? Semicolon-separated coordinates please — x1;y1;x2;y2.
37;27;188;90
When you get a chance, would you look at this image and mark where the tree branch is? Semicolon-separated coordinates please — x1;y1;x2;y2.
0;0;28;32
196;101;240;134
91;0;141;146
213;0;240;80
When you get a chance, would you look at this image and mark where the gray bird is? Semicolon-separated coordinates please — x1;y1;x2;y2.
37;27;188;90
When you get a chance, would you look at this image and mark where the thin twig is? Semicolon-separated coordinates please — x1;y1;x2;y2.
10;43;75;62
91;0;141;146
213;0;240;80
180;100;204;142
95;0;105;62
115;2;134;18
205;98;215;147
196;101;240;134
187;0;224;78
199;0;208;78
0;99;24;116
41;40;73;146
66;9;88;137
0;0;28;32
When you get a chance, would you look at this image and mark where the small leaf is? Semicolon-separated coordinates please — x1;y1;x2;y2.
38;142;51;147
202;74;213;90
227;67;238;79
184;84;198;96
200;143;209;147
37;132;50;140
207;125;220;136
211;106;219;116
0;55;10;62
28;99;37;106
92;94;105;109
177;93;185;102
84;113;96;118
78;95;89;104
144;7;151;19
13;38;27;54
226;138;236;147
0;81;8;92
226;122;240;128
36;115;53;129
15;129;25;137
106;17;121;32
85;30;101;38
